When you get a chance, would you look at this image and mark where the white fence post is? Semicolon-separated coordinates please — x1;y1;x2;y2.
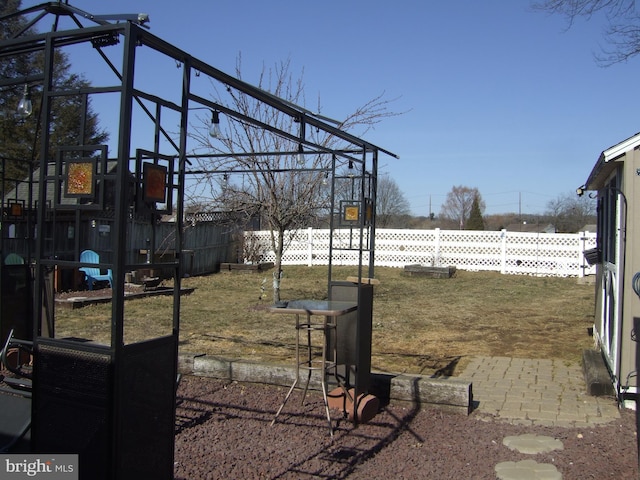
434;228;441;267
578;231;586;278
500;229;507;274
307;227;313;267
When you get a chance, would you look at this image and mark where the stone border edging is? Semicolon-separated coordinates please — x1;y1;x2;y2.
178;353;472;415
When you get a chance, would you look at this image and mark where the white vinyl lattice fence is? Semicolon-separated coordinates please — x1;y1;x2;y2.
245;228;597;277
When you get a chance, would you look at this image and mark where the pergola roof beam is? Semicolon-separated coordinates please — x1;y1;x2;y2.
185;56;397;158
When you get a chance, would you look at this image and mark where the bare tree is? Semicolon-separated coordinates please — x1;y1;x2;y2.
188;56;397;302
440;186;485;229
545;191;597;232
376;175;410;227
533;0;640;64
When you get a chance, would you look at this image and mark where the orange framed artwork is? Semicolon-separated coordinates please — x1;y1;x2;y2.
65;159;95;197
143;163;167;203
7;200;24;218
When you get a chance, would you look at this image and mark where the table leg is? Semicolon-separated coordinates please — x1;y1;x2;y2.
271;313;302;426
271;311;336;436
301;312;313;403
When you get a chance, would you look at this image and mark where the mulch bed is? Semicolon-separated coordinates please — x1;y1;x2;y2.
174;375;639;479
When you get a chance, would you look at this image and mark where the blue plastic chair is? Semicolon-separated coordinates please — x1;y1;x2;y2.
79;250;113;290
4;253;24;265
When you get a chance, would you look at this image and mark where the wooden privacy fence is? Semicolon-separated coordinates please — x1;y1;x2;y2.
4;217;238;276
245;228;598;277
127;221;238;276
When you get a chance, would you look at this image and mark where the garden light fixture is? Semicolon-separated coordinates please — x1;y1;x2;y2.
209;110;222;139
16;84;33;118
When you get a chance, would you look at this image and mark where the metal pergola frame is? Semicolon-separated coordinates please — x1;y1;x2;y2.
0;2;397;476
0;2;397;330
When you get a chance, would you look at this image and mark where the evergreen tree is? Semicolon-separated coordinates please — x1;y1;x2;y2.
467;195;485;230
0;0;109;184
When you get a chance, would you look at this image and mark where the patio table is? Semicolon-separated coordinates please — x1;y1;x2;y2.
268;300;357;436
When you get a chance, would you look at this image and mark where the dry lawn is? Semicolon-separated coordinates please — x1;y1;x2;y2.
55;266;596;377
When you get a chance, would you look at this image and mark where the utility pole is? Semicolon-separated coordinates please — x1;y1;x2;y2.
519;192;522;222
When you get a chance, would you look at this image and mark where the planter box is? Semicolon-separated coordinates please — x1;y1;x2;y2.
220;262;274;274
403;264;457;279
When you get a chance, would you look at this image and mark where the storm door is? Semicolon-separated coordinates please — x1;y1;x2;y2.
597;173;625;383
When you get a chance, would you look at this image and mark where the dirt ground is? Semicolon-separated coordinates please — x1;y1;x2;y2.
174;375;638;480
54;280;639;478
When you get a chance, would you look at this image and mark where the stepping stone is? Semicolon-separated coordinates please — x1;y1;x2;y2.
503;433;564;454
495;459;562;480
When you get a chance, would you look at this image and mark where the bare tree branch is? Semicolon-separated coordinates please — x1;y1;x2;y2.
532;0;640;65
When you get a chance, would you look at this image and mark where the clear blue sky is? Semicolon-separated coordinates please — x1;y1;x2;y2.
23;0;640;216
